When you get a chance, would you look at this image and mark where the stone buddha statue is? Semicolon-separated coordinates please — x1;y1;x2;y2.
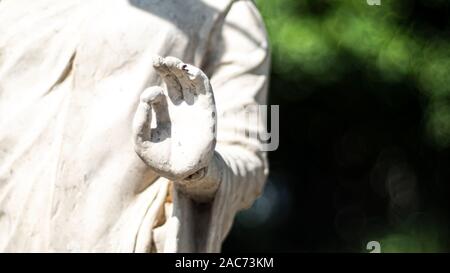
0;0;270;252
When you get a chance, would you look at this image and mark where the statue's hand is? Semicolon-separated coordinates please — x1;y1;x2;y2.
132;56;217;181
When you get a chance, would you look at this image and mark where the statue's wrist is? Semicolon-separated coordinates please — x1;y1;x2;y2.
176;152;222;203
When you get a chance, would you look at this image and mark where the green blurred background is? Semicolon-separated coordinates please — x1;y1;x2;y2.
223;0;450;253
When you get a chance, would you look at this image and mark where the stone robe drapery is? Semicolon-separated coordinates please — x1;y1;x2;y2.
0;0;269;252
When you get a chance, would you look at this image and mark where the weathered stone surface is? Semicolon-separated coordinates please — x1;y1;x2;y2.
0;0;270;252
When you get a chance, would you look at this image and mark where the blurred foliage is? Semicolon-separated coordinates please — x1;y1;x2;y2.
258;0;450;148
224;0;450;253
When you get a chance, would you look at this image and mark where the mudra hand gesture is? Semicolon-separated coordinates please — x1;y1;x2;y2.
132;56;217;182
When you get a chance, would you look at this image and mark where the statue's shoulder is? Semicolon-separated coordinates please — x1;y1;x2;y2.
125;0;236;33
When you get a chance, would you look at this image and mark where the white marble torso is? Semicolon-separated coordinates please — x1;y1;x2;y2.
0;0;270;252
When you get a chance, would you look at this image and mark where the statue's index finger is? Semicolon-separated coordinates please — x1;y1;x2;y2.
152;55;183;103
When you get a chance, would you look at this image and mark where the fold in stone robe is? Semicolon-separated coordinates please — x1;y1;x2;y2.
0;0;269;252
